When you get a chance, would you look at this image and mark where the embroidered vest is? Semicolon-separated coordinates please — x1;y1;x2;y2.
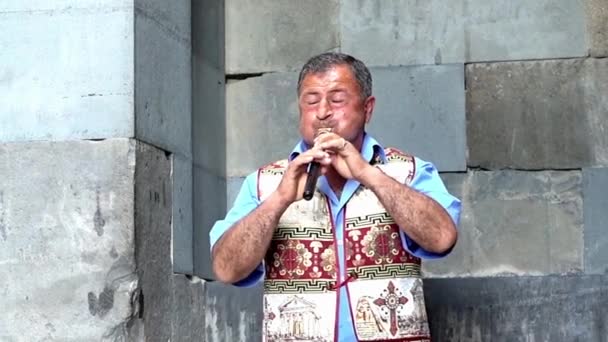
258;148;431;342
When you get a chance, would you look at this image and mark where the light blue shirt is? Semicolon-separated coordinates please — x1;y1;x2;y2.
210;133;461;341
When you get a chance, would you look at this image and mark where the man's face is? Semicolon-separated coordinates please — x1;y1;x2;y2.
297;64;374;148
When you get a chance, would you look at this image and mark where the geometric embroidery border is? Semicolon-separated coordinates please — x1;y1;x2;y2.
264;278;332;294
347;263;421;280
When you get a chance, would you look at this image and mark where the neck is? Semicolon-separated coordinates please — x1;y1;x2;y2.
325;168;346;198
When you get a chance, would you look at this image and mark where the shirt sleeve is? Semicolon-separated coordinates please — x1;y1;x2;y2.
209;171;265;287
399;157;462;259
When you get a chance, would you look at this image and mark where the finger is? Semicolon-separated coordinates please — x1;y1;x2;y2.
319;137;349;152
290;150;330;169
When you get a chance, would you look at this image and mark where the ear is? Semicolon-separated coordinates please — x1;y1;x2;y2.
363;96;375;124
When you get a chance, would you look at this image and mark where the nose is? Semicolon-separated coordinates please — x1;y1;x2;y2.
316;99;332;120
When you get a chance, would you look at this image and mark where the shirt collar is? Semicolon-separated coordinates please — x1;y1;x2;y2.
289;132;387;165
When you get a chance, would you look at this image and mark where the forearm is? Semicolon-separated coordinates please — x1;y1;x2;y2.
212;192;290;283
359;167;457;254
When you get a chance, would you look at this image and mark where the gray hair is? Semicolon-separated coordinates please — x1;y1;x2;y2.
297;52;372;100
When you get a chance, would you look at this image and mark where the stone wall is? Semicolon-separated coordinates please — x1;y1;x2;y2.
214;0;608;340
0;1;199;341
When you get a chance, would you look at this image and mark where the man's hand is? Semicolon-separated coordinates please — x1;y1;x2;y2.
275;146;332;203
315;133;374;181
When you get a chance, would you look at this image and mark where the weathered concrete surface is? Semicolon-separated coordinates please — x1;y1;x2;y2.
226;73;301;177
0;139;138;341
134;0;192;157
341;0;586;66
424;275;608;341
193;166;226;279
172;153;193;274
467;59;608;170
367;65;466;172
225;0;339;74
425;171;583;277
0;1;134;142
204;281;263;342
583;168;608;275
585;0;608;57
134;142;205;340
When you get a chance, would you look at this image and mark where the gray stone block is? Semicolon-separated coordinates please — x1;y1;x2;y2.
193;166;227;279
0;139;137;341
226;73;301;177
135;0;192;157
135;142;206;340
225;0;339;74
227;176;246;209
341;0;586;66
192;0;225;173
192;0;224;72
467;59;608;169
424;275;608;341
423;170;583;277
585;0;608;57
0;2;134;142
135;141;173;341
367;65;466;171
204;281;263;342
172;153;193;274
583;168;608;274
171;275;206;341
192;62;225;174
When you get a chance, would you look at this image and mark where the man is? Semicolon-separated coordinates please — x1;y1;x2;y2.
210;52;460;341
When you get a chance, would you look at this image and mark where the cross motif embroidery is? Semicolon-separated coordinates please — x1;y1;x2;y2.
373;281;408;336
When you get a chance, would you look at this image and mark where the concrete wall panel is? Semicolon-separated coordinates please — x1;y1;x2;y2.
0;2;134;142
585;0;608;57
341;0;586;66
424;275;608;341
226;73;300;177
226;0;339;74
583;168;608;275
193;166;226;279
425;170;583;277
0;139;137;341
467;59;608;169
135;0;191;157
172;153;193;274
367;65;466;171
204;281;263;342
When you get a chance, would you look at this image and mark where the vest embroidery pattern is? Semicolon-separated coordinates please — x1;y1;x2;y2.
259;148;431;342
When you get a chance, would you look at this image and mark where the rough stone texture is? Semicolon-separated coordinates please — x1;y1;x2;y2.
193;166;227;279
0;139;138;341
226;73;301;177
424;170;583;277
424;275;608;341
583;168;608;274
585;0;608;57
172;153;193;274
341;0;586;66
0;1;134;142
467;59;608;170
367;65;466;171
204;281;263;342
134;0;192;157
225;0;339;74
134;142;205;341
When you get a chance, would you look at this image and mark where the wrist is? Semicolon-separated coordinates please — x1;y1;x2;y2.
267;190;294;211
356;164;383;188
